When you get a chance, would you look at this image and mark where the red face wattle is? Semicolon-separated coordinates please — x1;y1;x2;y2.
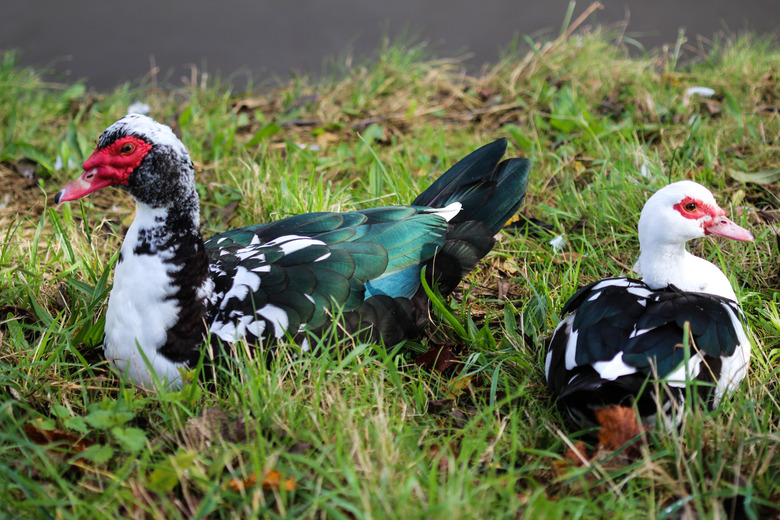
54;136;153;203
673;196;754;242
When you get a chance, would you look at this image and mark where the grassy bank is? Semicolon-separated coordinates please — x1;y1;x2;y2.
1;21;778;519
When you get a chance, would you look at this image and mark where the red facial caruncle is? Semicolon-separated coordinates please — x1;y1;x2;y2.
673;196;724;225
673;196;754;242
55;136;152;203
83;136;153;185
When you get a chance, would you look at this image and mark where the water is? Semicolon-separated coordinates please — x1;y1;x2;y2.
2;0;777;91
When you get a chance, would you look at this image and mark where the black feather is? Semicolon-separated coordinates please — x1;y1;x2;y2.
546;277;746;429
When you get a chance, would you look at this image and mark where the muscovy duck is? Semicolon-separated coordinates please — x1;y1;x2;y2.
55;114;530;388
545;181;754;430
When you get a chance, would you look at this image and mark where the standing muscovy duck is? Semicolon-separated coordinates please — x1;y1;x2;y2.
55;114;530;388
545;181;754;430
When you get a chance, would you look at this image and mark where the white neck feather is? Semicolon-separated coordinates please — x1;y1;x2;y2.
103;203;186;387
636;243;737;300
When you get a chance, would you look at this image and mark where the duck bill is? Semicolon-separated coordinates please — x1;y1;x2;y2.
54;168;114;203
704;216;754;242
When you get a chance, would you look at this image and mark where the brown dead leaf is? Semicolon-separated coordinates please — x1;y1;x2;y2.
426;399;455;415
14;158;38;180
415;345;458;374
497;278;511;301
425;399;476;428
563;441;589;467
316;131;339;150
553;440;590;472
178;407;253;450
594;405;647;456
218;200;240;225
426;442;459;473
24;421;91;454
287;440;313;455
553;251;581;264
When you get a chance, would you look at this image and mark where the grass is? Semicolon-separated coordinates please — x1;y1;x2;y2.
1;17;779;519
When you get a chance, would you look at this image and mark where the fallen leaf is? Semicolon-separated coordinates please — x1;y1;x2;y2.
563;441;589;467
729;167;780;185
262;469;298;491
445;408;471;428
178;407;252;450
415;345;458;373
553;251;581;264
219;200;240;225
554;406;648;471
24;421;91;454
287;440;313;455
227;473;257;492
426;399;455;415
497;278;511;301
445;372;475;399
316;131;339;150
594;405;646;456
14;158;38;180
426;442;459;473
228;470;298;492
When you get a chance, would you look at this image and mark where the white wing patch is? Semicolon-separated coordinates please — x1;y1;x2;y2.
557;316;578;371
210;303;290;343
424;202;462;222
265;235;327;255
208;234;328;345
211;315;266;343
625;286;653;299
714;304;752;404
592;352;637;380
592;278;635;291
257;304;290;337
664;356;703;388
220;266;264;309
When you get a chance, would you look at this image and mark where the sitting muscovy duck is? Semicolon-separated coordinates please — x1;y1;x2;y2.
55;114;531;388
545;181;754;430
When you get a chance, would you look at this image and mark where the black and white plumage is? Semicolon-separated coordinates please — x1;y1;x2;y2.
55;114;531;388
545;181;754;429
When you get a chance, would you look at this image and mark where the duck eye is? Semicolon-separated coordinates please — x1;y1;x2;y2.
684;202;697;212
120;143;135;155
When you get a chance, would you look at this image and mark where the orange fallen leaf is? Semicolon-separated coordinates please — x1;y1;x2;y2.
227;469;298;492
563;441;589;467
262;469;298;492
227;473;257;492
594;405;647;456
555;406;648;471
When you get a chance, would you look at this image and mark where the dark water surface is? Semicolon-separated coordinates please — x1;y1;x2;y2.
2;0;777;91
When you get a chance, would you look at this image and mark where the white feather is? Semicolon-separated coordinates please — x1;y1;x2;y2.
592;352;637;380
103;203;185;388
424;202;462;222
